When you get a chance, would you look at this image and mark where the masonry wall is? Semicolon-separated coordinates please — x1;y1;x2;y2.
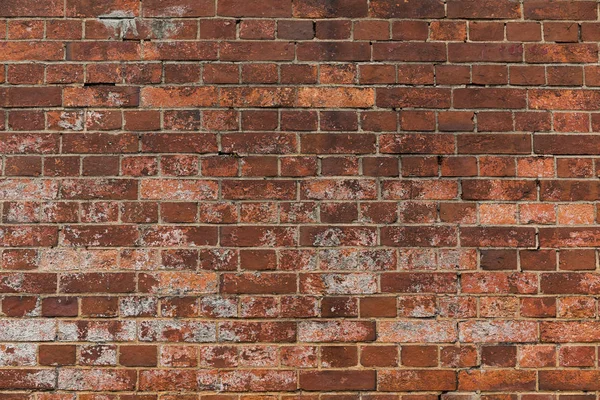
1;0;600;397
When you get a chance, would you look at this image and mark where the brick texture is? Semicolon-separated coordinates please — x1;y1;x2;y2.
1;0;600;397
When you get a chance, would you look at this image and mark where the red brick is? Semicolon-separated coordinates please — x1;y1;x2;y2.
0;87;62;107
525;1;598;20
278;21;314;40
459;320;538;343
300;371;375;391
448;0;521;19
60;273;136;293
298;321;375;342
221;273;296;294
370;0;444;18
39;345;76;366
379;321;457;343
297;87;373;108
540;370;600;391
377;88;450;108
436;65;470;85
461;227;536;247
373;43;446;62
354;20;389;40
361;345;398;367
454;88;527;109
219;0;291;17
470;22;505;41
141;87;218;107
458;134;531;154
381;273;457;293
462;179;536;200
301;134;375;154
64;86;139;107
449;43;523;62
458;370;536;391
379;370;456;391
431;21;467;41
1;0;63;16
221;42;294;61
526;44;598;63
482;345;517;366
392;20;429;40
143;0;215;16
545;22;580;43
120;346;157;367
0;370;56;390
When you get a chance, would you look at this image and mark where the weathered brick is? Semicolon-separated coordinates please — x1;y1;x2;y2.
141;226;218;246
379;370;456;391
381;226;457;247
0;370;56;390
539;227;600;247
0;273;57;294
378;321;457;343
298;321;375;342
462;179;536;200
458;370;536;391
459;320;538;343
140;179;218;200
139;272;217;294
531;89;600;110
141;87;218;107
143;0;215;17
139;321;216;342
461;227;536;247
139;369;217;391
462;272;538;294
0;320;56;341
58;369;136;391
381;273;457;293
219;321;296;342
297;88;374;108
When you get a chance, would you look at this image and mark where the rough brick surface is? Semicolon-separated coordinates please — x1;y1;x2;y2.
1;0;600;397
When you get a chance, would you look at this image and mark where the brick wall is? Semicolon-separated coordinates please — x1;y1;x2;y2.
1;0;599;396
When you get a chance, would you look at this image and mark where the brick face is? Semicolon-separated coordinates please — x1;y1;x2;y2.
1;0;600;396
